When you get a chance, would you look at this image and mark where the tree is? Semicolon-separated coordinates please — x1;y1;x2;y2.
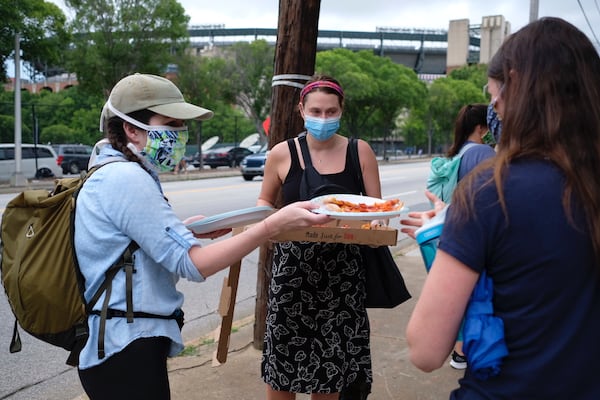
65;0;190;96
177;41;274;149
0;0;70;81
426;77;486;152
176;53;255;148
448;64;488;95
226;40;274;138
0;85;104;145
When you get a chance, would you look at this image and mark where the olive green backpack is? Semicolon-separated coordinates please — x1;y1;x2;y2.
0;163;138;366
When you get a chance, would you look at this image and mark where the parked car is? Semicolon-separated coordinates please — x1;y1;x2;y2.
196;146;254;169
0;143;63;181
52;144;93;174
240;144;268;181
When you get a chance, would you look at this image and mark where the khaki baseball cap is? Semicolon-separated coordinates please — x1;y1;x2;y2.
100;73;213;131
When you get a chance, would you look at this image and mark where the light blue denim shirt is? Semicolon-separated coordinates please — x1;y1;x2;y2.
75;145;204;369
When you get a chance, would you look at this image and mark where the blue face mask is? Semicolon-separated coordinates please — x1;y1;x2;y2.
486;102;502;143
304;116;340;141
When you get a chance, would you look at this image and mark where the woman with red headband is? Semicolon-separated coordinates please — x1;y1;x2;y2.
257;75;382;399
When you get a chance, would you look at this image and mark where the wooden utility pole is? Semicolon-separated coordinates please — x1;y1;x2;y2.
253;0;321;348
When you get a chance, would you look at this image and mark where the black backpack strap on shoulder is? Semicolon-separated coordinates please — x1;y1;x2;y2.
349;137;366;194
123;242;140;322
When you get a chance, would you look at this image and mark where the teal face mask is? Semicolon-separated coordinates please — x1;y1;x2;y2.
304;116;340;141
141;128;188;172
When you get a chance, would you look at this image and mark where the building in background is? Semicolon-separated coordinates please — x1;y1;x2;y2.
5;15;512;93
447;15;511;72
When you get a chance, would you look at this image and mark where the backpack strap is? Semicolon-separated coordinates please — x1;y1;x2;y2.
348;137;366;194
10;320;21;354
90;241;139;359
68;161;163;362
456;142;477;158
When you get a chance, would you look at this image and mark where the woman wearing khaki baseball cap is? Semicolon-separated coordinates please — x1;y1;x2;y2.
75;73;331;399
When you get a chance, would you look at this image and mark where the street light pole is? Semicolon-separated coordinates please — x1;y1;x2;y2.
11;31;27;187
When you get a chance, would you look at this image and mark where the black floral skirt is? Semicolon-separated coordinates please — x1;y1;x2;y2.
261;241;372;394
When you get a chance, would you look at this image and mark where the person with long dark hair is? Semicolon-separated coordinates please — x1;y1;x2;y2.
405;17;600;398
438;103;495;370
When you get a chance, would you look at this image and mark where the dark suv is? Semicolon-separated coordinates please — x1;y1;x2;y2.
194;146;254;169
53;144;93;174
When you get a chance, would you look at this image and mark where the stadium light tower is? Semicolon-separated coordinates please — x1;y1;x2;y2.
529;0;539;22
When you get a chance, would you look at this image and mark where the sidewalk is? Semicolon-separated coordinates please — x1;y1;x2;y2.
79;246;461;400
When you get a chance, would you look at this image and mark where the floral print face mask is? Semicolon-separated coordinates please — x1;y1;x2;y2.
141;127;188;172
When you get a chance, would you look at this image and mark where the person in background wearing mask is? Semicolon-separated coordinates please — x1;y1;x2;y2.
75;73;330;399
437;103;495;370
404;17;600;398
257;75;381;399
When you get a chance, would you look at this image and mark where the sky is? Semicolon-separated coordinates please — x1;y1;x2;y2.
48;0;599;40
8;0;600;77
180;0;598;39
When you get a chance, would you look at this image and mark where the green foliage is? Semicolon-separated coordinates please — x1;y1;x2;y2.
448;64;488;97
196;103;255;146
0;0;70;81
176;55;254;146
0;86;103;145
1;36;492;152
225;40;274;135
65;0;190;95
42;123;77;144
177;55;236;108
0;115;17;142
424;75;487;152
402;105;429;148
177;41;272;146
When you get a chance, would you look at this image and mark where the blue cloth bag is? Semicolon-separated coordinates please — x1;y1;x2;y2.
462;271;509;380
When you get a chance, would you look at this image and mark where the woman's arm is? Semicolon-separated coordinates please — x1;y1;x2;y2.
357;139;382;199
188;201;330;277
400;191;446;239
256;141;290;207
406;249;479;371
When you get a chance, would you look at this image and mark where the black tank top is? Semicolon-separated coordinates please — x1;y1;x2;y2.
281;135;361;205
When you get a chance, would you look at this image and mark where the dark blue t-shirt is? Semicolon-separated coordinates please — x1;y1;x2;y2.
457;143;496;181
441;159;600;399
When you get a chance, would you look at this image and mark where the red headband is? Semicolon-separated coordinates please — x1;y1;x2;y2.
299;80;345;103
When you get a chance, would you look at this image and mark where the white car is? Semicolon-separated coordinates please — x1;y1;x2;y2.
0;143;63;181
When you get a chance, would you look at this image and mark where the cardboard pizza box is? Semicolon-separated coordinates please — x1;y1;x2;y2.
272;219;398;246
